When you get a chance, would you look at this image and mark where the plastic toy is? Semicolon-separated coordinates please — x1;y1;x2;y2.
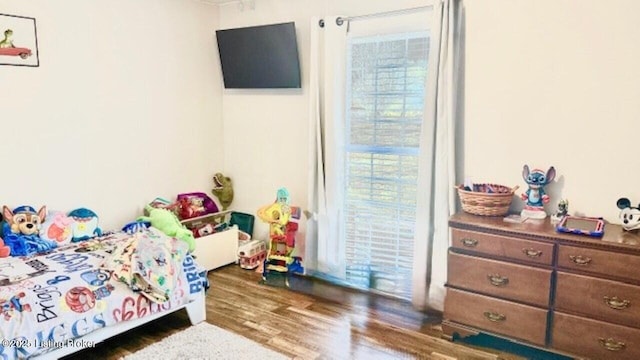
556;216;605;238
68;208;102;242
192;223;215;238
137;205;196;252
176;192;219;220
257;187;304;287
616;197;640;231
237;239;267;270
212;173;234;210
550;199;569;225
520;165;556;220
0;238;10;257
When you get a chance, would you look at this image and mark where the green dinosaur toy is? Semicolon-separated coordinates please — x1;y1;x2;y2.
0;29;15;48
211;172;234;210
138;205;195;252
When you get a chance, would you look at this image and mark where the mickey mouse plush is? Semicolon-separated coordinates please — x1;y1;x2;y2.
616;198;640;231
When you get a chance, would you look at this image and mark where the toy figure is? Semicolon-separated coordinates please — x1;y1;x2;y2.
520;165;556;220
550;199;569;225
68;208;102;242
138;205;195;252
616;198;640;231
556;199;569;217
0;29;15;48
3;205;46;236
212;173;234;210
2;205;57;256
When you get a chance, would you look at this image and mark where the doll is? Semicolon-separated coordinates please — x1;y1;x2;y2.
520;165;556;220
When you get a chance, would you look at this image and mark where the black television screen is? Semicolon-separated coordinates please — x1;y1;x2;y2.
216;22;301;89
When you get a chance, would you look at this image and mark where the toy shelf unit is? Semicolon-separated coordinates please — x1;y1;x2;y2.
180;211;238;271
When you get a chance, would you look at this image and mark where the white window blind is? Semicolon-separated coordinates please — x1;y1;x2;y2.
342;32;429;299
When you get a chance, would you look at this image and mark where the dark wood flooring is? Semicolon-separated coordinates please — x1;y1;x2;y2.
63;265;524;360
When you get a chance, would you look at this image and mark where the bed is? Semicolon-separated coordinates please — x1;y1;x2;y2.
0;229;207;360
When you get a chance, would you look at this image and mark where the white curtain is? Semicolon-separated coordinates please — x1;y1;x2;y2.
411;0;460;311
306;16;348;278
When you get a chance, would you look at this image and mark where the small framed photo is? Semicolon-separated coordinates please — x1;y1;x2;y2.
0;13;39;67
556;216;605;238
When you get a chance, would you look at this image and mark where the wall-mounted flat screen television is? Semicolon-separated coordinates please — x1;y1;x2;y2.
216;22;301;89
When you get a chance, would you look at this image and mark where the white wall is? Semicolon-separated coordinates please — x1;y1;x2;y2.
463;0;640;222
0;0;221;231
218;0;432;245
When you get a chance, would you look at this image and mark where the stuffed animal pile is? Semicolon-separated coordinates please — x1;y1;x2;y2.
0;205;102;258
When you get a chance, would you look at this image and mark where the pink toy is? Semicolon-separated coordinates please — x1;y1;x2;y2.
0;238;10;257
176;192;219;220
48;213;74;243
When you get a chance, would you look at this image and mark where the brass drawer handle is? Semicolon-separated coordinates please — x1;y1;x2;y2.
598;337;626;351
569;255;592;266
522;248;543;258
460;238;478;247
483;311;506;322
604;296;631;310
487;274;509;287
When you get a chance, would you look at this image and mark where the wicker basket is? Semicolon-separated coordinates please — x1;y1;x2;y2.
456;184;519;216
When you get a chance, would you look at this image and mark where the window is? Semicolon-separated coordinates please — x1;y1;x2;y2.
342;32;429;299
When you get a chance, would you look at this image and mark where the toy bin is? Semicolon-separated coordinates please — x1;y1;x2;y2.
456;184;518;216
230;212;255;237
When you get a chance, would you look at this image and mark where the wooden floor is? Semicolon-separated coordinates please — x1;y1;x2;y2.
64;265;524;360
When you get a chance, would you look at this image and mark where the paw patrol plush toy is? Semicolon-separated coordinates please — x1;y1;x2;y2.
3;205;46;235
2;205;57;256
616;198;640;231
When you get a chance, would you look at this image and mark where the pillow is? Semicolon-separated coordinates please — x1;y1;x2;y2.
68;208;102;242
39;210;74;245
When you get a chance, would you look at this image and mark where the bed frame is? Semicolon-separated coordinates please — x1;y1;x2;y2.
35;291;206;359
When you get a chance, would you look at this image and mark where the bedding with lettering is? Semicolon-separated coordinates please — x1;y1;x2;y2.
0;229;207;359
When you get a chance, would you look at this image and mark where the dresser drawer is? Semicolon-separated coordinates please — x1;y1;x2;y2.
552;312;640;360
448;252;551;307
555;272;640;328
451;228;553;265
557;245;640;281
444;288;548;346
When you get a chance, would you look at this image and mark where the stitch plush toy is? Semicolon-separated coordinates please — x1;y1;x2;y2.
520;165;556;220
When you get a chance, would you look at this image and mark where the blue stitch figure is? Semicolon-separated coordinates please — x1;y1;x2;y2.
520;165;556;220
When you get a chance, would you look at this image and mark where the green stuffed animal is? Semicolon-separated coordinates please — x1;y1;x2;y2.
211;172;234;210
138;205;195;252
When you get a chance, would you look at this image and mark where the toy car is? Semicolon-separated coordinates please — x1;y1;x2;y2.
0;47;32;59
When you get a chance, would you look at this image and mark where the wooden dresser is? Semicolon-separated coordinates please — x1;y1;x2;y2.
443;212;640;360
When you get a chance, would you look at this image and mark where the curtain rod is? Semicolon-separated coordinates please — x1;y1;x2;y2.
336;5;433;26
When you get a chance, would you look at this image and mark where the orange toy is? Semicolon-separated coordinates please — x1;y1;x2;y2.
0;237;10;257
